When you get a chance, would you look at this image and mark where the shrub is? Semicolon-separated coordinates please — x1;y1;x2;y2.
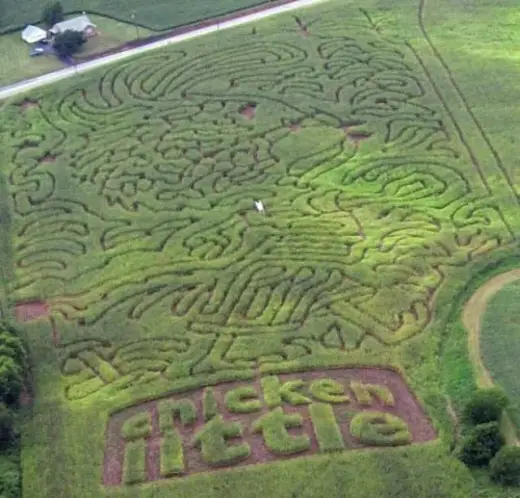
0;453;21;498
0;404;16;448
463;388;509;425
0;332;26;367
0;357;23;406
53;30;86;58
459;422;505;466
490;446;520;486
42;1;64;28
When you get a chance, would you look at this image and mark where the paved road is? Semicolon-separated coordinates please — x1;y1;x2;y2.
0;0;328;101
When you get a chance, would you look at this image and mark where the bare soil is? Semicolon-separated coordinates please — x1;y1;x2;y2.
239;104;256;120
38;155;56;164
15;301;49;322
103;366;435;486
20;99;39;111
19;389;33;407
344;130;372;144
288;122;301;132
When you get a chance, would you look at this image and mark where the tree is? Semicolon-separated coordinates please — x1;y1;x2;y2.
53;30;86;58
42;1;64;28
459;422;505;466
0;356;23;406
490;446;520;486
0;404;16;448
463;388;509;425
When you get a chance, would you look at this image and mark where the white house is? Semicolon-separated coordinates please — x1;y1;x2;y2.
21;25;47;44
50;14;97;37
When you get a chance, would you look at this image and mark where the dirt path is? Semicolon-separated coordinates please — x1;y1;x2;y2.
462;268;520;444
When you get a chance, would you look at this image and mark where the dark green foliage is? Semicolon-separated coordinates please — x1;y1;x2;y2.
463;388;509;425
490;446;520;486
0;326;25;498
0;356;23;406
53;30;85;57
0;404;16;448
42;1;63;28
459;422;505;467
0;452;21;498
0;328;26;406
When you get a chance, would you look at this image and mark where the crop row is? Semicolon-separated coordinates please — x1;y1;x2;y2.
2;8;513;400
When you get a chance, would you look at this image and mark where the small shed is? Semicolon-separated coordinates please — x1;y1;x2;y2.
50;14;97;37
21;25;47;44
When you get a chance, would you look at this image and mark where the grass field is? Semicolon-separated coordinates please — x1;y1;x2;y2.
0;0;270;32
2;0;520;496
0;15;152;87
481;279;520;429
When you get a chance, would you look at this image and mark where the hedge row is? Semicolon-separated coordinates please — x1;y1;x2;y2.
458;388;520;487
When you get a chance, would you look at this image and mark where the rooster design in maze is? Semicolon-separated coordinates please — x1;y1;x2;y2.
4;7;517;399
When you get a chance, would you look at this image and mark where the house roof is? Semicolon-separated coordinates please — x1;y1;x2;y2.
21;25;47;44
50;15;96;34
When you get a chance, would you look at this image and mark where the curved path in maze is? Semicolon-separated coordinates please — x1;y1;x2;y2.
462;268;520;444
0;0;330;101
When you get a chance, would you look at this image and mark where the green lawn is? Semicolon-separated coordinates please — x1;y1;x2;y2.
481;281;520;428
2;0;520;496
0;0;270;32
0;15;151;87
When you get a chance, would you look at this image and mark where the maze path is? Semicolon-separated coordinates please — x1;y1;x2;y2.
3;5;515;400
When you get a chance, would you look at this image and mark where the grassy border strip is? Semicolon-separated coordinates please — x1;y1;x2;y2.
462;270;520;445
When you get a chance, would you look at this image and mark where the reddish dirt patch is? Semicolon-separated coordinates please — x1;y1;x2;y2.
293;16;309;36
15;301;49;322
346;132;372;145
288;122;302;132
103;366;435;486
38;154;56;164
239;103;256;120
19;99;39;111
19;389;33;407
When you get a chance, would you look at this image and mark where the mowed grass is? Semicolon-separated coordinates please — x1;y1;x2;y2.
419;0;520;193
0;15;152;86
2;0;520;496
481;281;520;428
0;0;269;32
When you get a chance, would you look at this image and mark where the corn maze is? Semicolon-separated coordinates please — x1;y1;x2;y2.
2;2;519;496
104;367;435;485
